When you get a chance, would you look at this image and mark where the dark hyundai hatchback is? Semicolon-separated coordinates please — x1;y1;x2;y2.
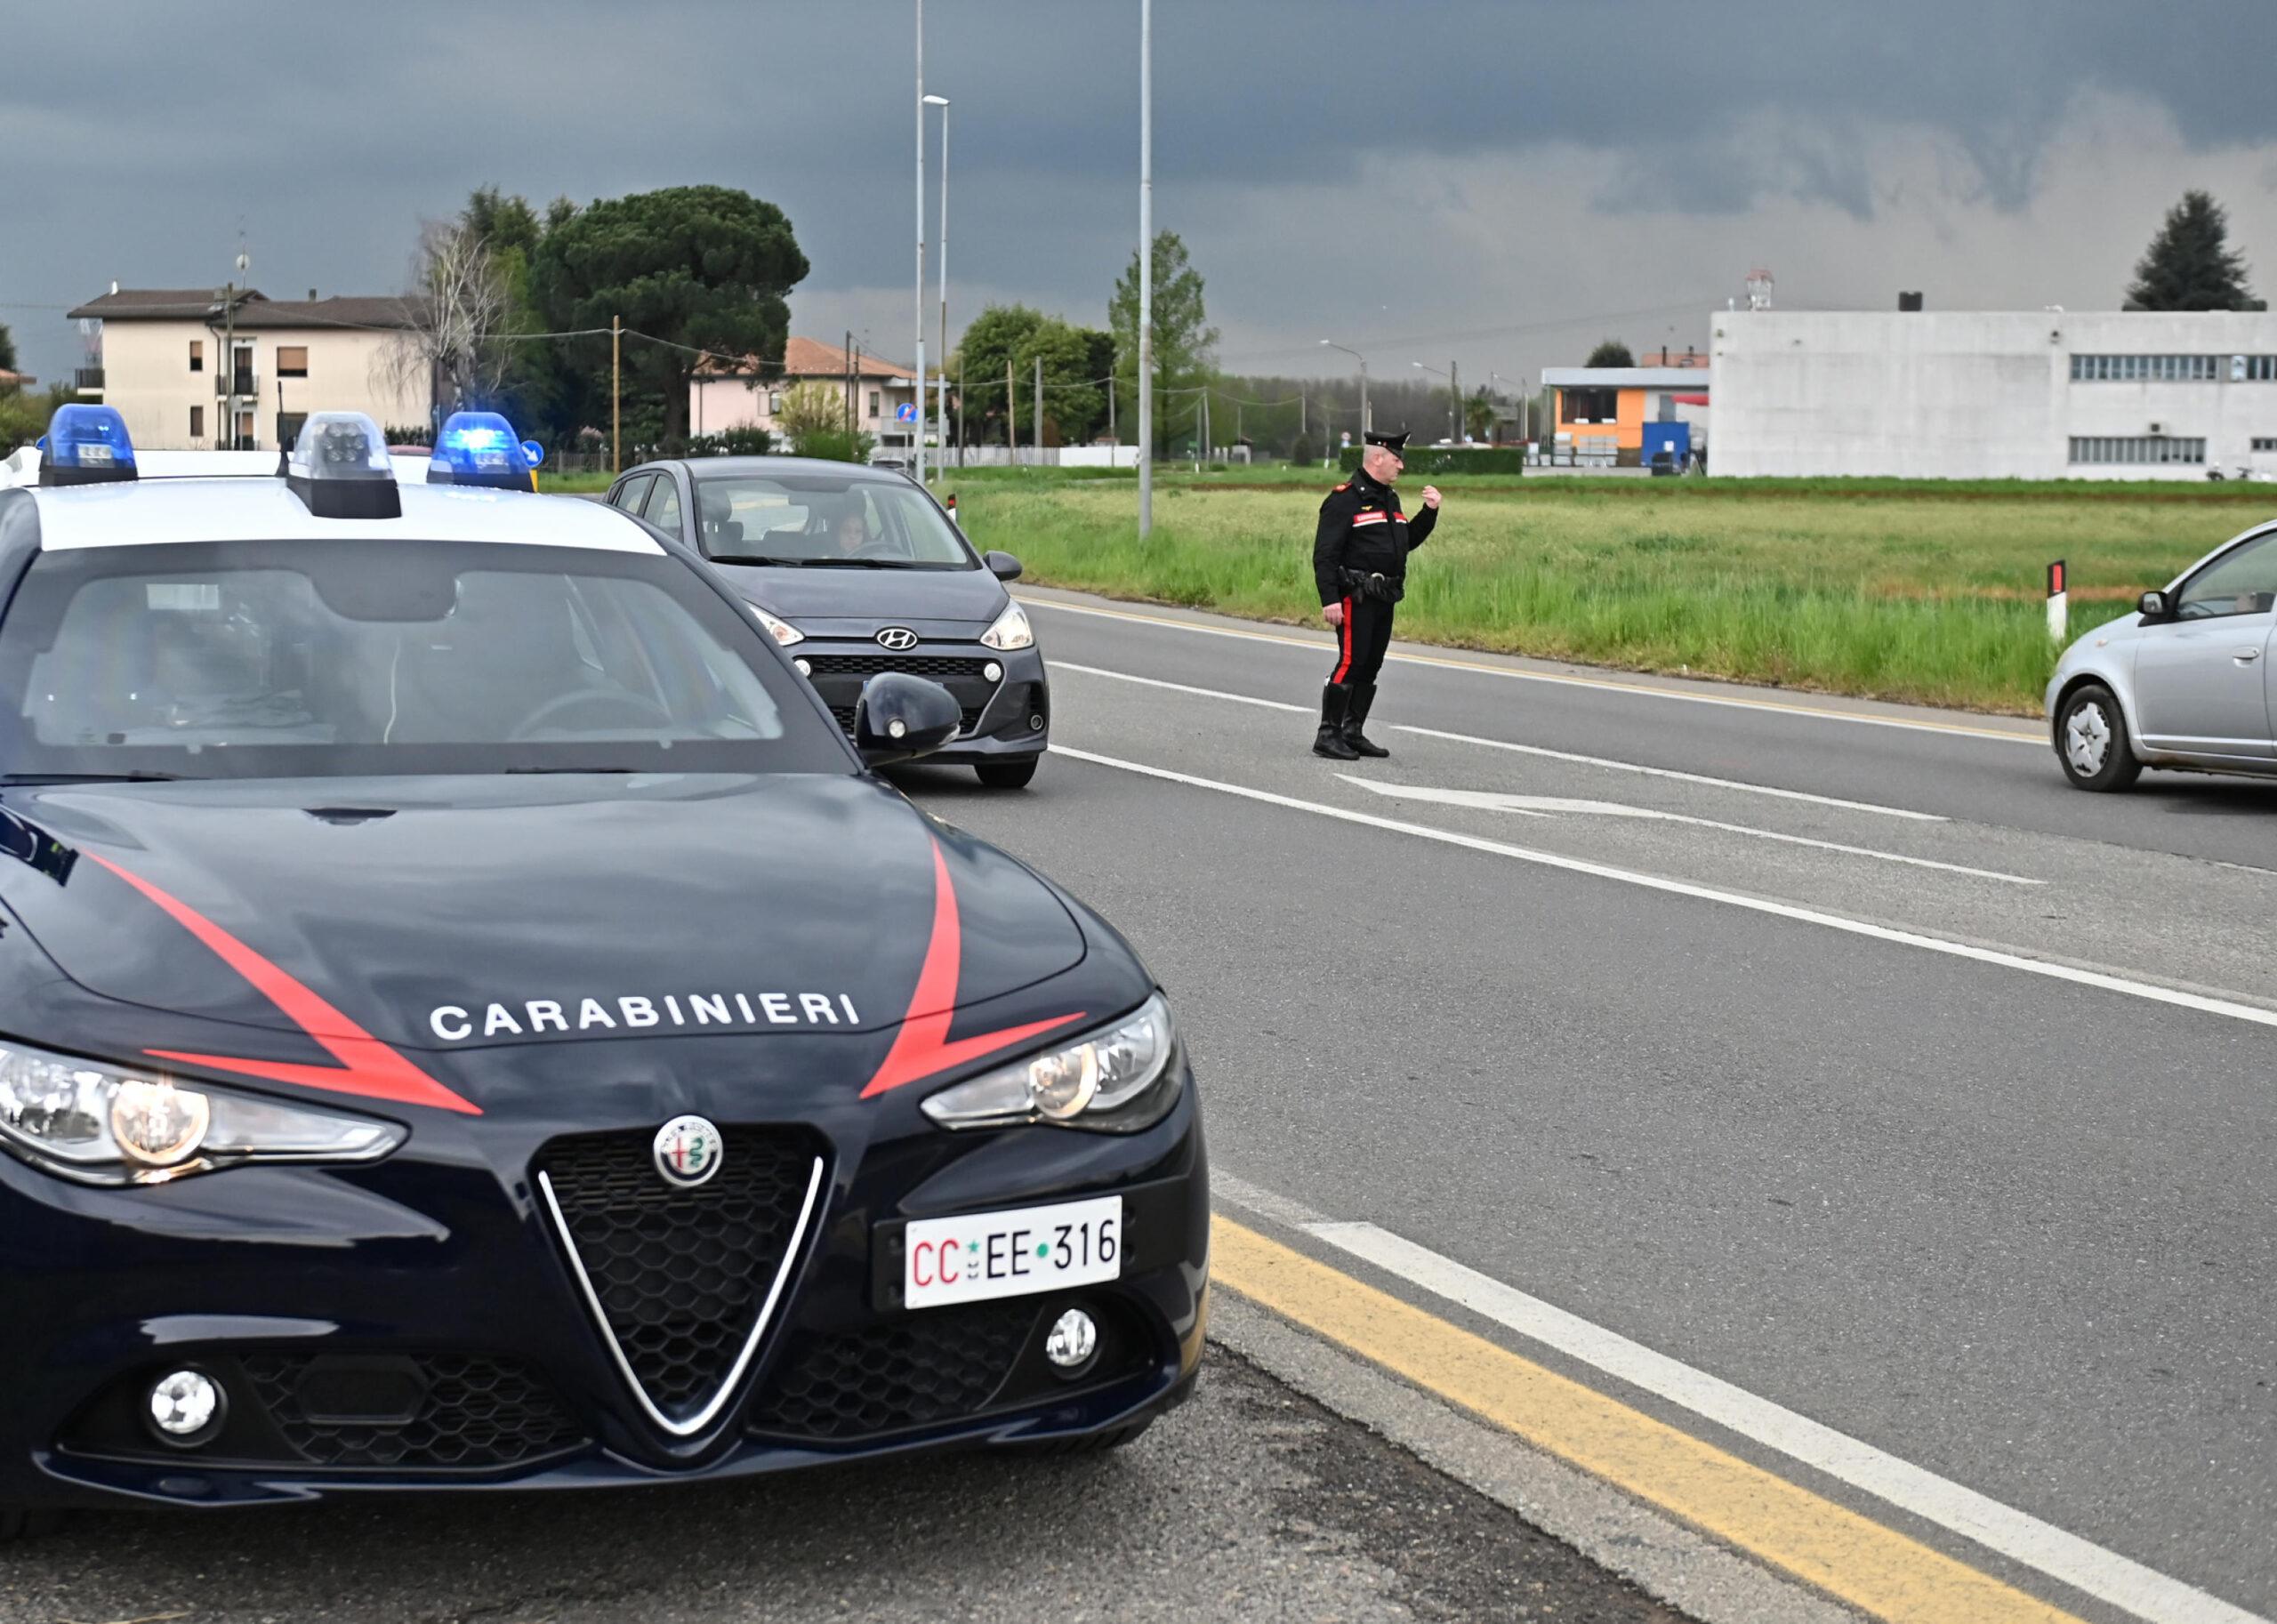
607;458;1049;788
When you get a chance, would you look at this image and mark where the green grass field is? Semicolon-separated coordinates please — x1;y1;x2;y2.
941;471;2273;714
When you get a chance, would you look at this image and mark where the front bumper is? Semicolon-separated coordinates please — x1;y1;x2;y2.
0;1052;1203;1512
795;639;1050;764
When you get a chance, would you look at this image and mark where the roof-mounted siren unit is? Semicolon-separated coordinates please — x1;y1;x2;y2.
286;413;401;519
37;405;139;486
427;412;544;491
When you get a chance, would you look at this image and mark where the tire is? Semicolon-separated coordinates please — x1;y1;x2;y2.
975;757;1040;790
1009;1417;1153;1457
2056;683;2142;792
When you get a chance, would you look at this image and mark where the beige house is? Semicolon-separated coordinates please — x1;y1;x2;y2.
691;336;923;453
68;287;432;452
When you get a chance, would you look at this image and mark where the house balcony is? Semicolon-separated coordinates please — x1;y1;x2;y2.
215;372;258;398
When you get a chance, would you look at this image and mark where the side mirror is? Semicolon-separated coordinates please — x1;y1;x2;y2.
855;672;961;767
2137;591;2168;619
984;551;1023;582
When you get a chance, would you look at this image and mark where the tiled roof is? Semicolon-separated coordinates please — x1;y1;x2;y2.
68;289;425;330
700;336;916;382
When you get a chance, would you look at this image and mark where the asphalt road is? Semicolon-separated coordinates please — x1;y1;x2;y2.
900;586;2277;1620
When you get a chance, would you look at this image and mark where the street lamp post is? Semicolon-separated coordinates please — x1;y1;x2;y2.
1321;339;1367;438
1412;360;1458;442
913;0;926;489
1137;0;1153;537
925;93;950;476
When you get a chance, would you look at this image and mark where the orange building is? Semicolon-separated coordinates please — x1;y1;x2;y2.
1542;366;1711;467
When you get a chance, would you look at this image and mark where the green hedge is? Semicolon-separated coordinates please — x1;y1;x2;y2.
1338;446;1528;476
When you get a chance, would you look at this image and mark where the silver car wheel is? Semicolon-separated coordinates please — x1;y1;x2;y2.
2064;702;2112;775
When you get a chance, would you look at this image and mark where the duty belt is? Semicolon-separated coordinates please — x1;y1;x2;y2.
1342;567;1401;604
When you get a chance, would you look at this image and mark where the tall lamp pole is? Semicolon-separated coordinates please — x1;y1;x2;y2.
913;0;927;488
1137;0;1154;536
1412;360;1453;442
925;93;950;478
1322;339;1368;438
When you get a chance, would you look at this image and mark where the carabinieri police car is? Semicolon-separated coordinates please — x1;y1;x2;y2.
0;406;1204;1534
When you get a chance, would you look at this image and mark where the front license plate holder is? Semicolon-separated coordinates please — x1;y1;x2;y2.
897;1195;1122;1311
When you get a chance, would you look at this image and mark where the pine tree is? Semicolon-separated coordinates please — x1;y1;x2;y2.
1585;339;1635;368
0;321;17;378
2124;191;2265;311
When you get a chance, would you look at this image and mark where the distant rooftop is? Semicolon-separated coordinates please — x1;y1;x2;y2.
1543;367;1714;389
68;288;424;331
700;335;917;381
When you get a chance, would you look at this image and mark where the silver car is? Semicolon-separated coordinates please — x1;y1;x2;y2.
2046;521;2277;790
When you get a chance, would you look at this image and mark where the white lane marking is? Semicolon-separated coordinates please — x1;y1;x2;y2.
1024;595;2043;745
1340;776;2043;886
1392;723;1945;821
1206;1173;2261;1624
1053;746;2277;1031
1052;661;1945;821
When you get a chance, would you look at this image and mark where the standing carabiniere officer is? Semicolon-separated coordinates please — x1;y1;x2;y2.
1311;428;1440;760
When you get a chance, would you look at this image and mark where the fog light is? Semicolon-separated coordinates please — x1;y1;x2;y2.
983;661;1003;683
1028;713;1045;731
147;1369;223;1443
793;657;812;678
1045;1307;1098;1371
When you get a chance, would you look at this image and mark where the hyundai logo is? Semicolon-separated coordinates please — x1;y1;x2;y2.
875;627;920;652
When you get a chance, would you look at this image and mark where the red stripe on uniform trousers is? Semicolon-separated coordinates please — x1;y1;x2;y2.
1332;597;1355;681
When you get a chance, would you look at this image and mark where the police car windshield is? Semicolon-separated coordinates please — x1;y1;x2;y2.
0;539;852;780
694;475;973;569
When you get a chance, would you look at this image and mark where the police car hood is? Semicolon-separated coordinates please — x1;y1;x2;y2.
0;773;1087;1053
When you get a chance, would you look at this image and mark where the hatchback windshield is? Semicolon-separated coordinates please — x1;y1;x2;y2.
694;474;973;569
0;538;851;780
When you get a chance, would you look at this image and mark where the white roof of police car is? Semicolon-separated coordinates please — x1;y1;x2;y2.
15;478;664;554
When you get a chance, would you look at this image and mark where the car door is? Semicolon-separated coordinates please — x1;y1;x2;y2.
607;472;654;515
2131;530;2277;760
641;470;688;546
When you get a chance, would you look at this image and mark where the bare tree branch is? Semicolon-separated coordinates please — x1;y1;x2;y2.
375;219;511;421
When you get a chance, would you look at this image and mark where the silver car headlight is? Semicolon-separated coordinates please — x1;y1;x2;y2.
978;601;1034;651
0;1039;406;1186
748;604;806;647
921;993;1179;1132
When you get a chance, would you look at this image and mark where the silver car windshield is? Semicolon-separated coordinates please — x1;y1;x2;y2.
694;475;974;570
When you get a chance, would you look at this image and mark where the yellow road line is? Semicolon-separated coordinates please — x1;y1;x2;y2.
1020;595;2043;744
1212;1217;2085;1624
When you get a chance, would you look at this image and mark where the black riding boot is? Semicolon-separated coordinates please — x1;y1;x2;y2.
1344;683;1390;758
1313;684;1359;760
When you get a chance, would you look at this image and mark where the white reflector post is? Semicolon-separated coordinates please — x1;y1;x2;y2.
2046;559;2069;643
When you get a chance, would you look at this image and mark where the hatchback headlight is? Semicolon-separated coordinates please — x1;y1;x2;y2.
748;604;805;647
0;1040;406;1186
921;994;1179;1132
978;601;1034;652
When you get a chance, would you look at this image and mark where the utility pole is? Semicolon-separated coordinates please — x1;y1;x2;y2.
928;93;950;481
1108;365;1116;445
1007;357;1017;458
1034;354;1043;461
913;0;927;489
1450;358;1460;442
611;315;622;473
1137;0;1154;535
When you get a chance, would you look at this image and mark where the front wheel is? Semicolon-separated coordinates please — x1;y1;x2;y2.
2057;684;2142;792
976;757;1041;790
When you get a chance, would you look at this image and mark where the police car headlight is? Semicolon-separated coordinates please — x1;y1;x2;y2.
978;602;1034;652
921;993;1179;1133
0;1041;406;1186
749;604;806;647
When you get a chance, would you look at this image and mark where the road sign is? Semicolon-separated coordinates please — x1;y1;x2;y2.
896;403;918;422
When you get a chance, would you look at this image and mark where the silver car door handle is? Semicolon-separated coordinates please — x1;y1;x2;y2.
2236;647;2263;663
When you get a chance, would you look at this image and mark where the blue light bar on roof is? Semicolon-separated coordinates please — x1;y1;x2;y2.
428;412;542;491
37;405;138;486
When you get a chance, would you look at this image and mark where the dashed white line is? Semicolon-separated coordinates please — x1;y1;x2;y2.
1339;776;2040;885
1051;745;2277;1032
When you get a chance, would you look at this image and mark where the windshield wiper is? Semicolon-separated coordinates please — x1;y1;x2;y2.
1;770;185;785
705;553;810;567
501;766;648;775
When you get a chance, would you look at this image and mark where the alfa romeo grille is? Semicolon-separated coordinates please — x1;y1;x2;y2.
537;1128;824;1435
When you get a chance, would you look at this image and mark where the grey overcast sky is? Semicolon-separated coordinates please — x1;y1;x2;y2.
4;0;2275;393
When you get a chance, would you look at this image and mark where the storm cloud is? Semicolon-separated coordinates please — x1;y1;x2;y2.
4;0;2273;388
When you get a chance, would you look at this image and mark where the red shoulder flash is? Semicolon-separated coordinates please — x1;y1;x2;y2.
1332;482;1348;492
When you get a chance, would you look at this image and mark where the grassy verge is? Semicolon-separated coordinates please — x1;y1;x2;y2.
949;478;2272;714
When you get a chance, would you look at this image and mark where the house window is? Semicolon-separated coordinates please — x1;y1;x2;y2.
868;390;881;418
1562;388;1618;424
2068;436;2206;464
2245;357;2277;382
2069;354;2222;382
189;405;205;439
189;341;204;373
2253;438;2277;453
275;346;309;378
768;390;783;414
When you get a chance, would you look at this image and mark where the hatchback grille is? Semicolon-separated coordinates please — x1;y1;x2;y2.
240;1353;586;1470
802;654;994;680
745;1300;1040;1441
538;1128;824;1432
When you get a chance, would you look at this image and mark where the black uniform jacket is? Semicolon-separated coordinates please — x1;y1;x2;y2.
1313;469;1436;605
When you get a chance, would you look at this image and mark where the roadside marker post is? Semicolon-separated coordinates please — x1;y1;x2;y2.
2047;560;2068;644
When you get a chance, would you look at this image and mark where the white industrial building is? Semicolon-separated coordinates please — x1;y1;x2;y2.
1710;310;2277;480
